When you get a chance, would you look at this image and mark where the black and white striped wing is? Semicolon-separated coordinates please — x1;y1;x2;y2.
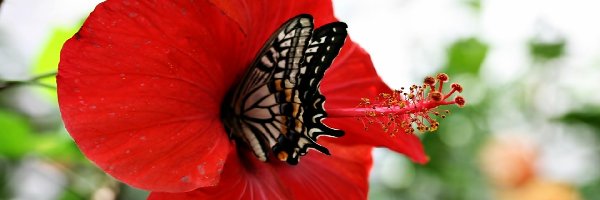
298;22;348;141
227;15;313;162
271;22;349;164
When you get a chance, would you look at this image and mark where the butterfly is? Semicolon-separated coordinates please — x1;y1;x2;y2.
222;14;347;165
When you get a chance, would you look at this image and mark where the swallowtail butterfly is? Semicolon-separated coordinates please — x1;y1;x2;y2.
222;14;347;165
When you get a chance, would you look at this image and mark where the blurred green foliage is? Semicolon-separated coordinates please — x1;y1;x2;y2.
0;110;32;158
0;106;85;163
529;38;566;61
34;26;80;100
463;0;481;11
445;38;488;76
581;179;600;200
558;107;600;133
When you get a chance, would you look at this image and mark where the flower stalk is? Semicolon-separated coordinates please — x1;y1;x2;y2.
0;72;57;91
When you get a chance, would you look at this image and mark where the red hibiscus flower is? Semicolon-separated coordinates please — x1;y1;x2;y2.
58;0;464;199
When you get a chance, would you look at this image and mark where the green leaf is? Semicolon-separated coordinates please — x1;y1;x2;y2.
557;107;600;133
445;38;488;76
0;110;33;158
33;131;87;163
580;178;600;200
529;38;566;61
463;0;481;11
0;108;85;161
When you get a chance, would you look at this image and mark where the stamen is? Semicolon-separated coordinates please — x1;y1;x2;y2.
327;73;466;135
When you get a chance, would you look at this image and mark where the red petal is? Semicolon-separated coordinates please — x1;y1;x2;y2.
58;0;245;191
275;139;373;200
207;0;338;76
148;146;293;199
208;0;336;34
149;140;372;200
321;41;429;164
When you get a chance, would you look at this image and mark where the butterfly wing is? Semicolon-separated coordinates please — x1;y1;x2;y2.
271;22;348;164
225;15;314;162
298;22;348;141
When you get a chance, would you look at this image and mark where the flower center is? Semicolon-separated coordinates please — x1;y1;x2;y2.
327;73;465;134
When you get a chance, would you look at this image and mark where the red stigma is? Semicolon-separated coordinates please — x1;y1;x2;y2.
451;83;463;93
437;73;449;82
455;96;466;107
424;76;436;85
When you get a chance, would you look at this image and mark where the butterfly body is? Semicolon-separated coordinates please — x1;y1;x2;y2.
222;14;347;165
